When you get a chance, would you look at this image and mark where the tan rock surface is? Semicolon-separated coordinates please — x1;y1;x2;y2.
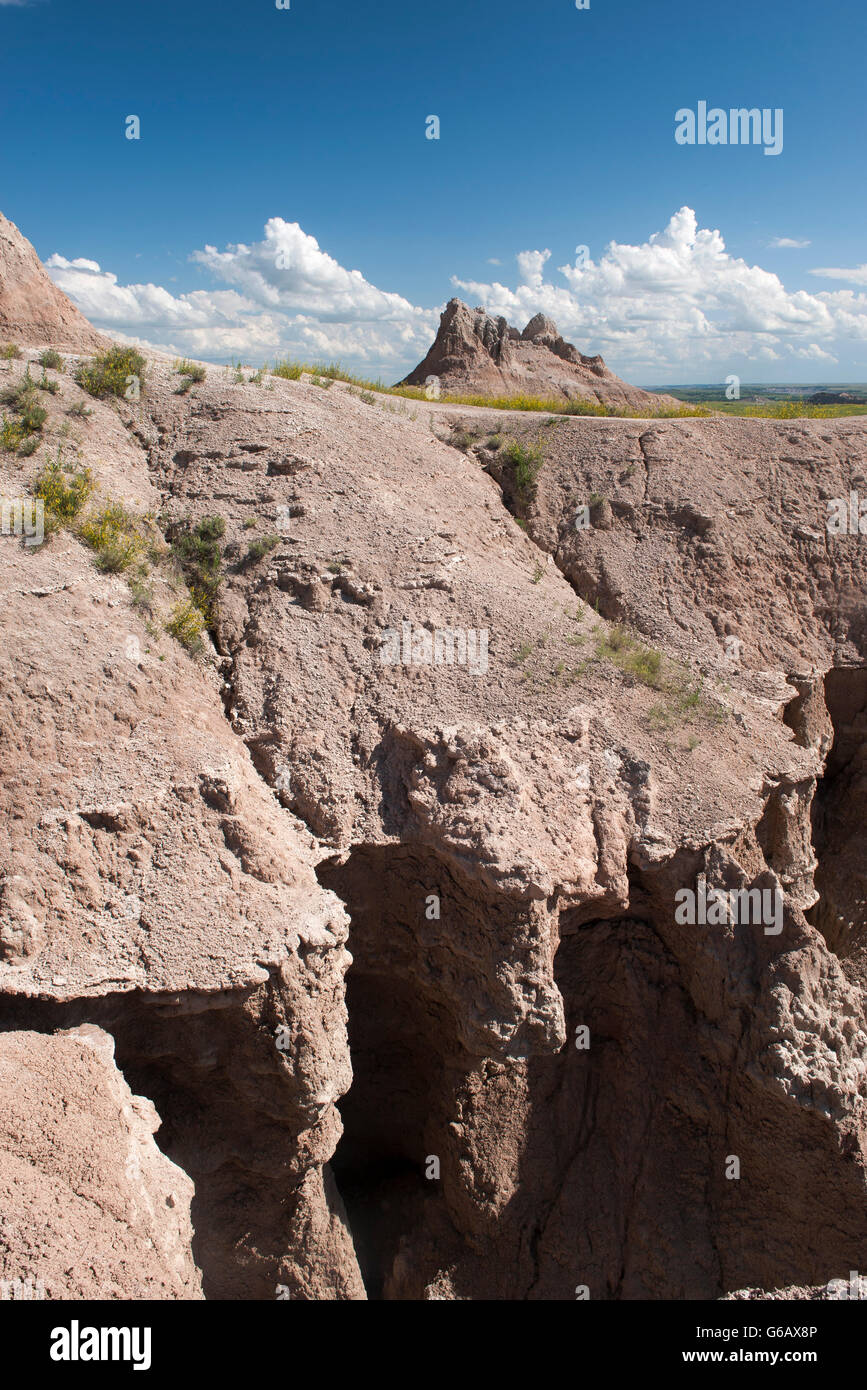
0;1025;201;1299
2;213;867;1300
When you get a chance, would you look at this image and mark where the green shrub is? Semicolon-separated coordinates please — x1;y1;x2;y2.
37;370;59;395
502;439;545;503
0;416;24;452
0;344;22;360
193;515;226;544
79;503;144;573
175;359;206;383
94;535;143;572
246;534;280;563
170;514;225;621
34;460;93;525
75;346;146;400
165;599;206;653
242;516;258;529
69;398;94;418
17;435;39;457
3;369;50;434
20;399;48;433
38;349;64;372
175;360;206;393
1;368;35;410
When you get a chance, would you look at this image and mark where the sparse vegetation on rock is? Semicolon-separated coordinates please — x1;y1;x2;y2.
174;359;206;392
169;514;225;622
38;348;64;371
75;345;146;400
33;458;93;532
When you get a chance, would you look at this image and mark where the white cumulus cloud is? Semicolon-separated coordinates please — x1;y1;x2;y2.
452;207;867;373
191;219;430;327
768;237;811;249
46;222;438;375
46;209;867;380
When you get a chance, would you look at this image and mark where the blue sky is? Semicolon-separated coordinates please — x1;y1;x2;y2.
1;0;865;383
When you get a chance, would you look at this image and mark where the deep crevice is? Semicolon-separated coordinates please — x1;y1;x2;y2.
318;845;467;1300
805;666;867;959
0;982;328;1300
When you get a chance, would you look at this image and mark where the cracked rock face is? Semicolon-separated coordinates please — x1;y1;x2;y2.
3;214;867;1301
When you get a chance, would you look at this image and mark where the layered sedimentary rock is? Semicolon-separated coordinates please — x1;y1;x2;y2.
0;212;107;352
2;213;867;1300
400;297;681;412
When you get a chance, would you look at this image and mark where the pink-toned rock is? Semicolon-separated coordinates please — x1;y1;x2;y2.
0;211;108;352
400;297;681;412
2;210;867;1303
0;1026;202;1299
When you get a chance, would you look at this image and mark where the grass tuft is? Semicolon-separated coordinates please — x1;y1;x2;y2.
174;359;206;392
246;534;280;563
271;358;304;380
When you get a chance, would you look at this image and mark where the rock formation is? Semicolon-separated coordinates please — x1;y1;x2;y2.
2;211;867;1301
0;212;107;352
400;297;681;412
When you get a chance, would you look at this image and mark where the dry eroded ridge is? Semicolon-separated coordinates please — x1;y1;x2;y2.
2;331;867;1300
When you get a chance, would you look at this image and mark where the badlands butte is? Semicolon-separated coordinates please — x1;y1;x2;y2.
1;210;867;1302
